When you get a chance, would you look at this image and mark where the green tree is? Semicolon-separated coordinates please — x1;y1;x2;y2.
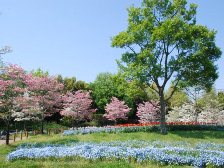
197;88;219;109
218;91;224;108
113;73;148;121
31;68;49;77
89;73;118;113
90;72;148;116
56;76;88;93
113;73;148;103
112;0;221;134
166;85;189;108
63;77;77;92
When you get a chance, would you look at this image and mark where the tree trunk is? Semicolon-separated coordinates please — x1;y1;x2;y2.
41;120;44;134
23;121;26;131
159;91;167;135
72;120;75;130
76;120;79;129
6;120;10;145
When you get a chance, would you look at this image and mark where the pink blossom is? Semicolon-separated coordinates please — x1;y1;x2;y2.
103;97;131;121
61;90;96;121
136;101;160;123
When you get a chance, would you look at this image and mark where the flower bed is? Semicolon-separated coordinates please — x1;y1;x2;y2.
7;141;224;167
62;124;224;135
63;126;159;135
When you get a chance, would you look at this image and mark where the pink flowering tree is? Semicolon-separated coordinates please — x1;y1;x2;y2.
25;75;64;133
0;65;27;144
136;101;160;123
61;90;96;129
103;97;131;124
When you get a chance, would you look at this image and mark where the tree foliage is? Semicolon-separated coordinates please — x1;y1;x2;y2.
31;68;49;77
0;65;27;144
166;85;189;108
57;76;88;93
112;0;222;134
90;73;118;113
90;72;148;123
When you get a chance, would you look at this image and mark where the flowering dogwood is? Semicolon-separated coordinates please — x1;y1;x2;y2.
25;75;64;133
166;104;224;125
61;90;96;128
136;101;160;123
166;104;197;122
12;94;42;122
0;65;27;144
103;97;131;123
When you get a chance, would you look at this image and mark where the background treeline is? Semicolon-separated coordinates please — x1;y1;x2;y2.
1;67;224;131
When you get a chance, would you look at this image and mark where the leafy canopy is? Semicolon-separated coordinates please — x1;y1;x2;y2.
112;0;221;92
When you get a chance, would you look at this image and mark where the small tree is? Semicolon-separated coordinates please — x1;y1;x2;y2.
136;101;160;123
25;75;64;133
61;90;96;129
103;97;131;124
166;103;197;122
0;65;27;144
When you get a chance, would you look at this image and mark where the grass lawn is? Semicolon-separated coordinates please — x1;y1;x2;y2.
1;130;224;168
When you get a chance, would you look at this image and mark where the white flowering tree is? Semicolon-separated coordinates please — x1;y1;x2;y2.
11;94;42;129
166;104;197;122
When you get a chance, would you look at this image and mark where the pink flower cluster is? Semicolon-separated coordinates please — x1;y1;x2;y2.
61;90;96;120
136;101;160;123
103;97;131;121
0;64;64;121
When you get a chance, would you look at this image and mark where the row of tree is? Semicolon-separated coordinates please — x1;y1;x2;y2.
1;0;222;138
0;61;156;144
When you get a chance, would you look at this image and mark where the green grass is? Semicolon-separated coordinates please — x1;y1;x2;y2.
1;130;224;168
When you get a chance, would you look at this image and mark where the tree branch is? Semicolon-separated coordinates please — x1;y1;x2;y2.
127;45;137;56
165;77;181;102
149;84;159;94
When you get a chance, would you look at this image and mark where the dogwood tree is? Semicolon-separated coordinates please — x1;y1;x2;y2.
25;75;64;133
0;65;27;144
136;101;160;123
103;97;131;123
61;90;96;129
166;103;197;122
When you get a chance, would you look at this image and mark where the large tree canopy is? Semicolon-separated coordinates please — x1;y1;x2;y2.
112;0;222;134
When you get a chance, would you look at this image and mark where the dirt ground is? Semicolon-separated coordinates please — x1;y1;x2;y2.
0;137;27;145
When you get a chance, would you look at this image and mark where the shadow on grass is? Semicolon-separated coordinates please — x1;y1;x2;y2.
171;130;224;139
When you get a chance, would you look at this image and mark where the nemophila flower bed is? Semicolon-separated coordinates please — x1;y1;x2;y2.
7;141;224;167
62;125;224;135
63;126;159;135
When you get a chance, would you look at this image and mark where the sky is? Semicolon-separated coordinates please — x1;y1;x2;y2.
0;0;223;90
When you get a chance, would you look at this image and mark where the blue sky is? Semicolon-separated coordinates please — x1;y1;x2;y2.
0;0;223;90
